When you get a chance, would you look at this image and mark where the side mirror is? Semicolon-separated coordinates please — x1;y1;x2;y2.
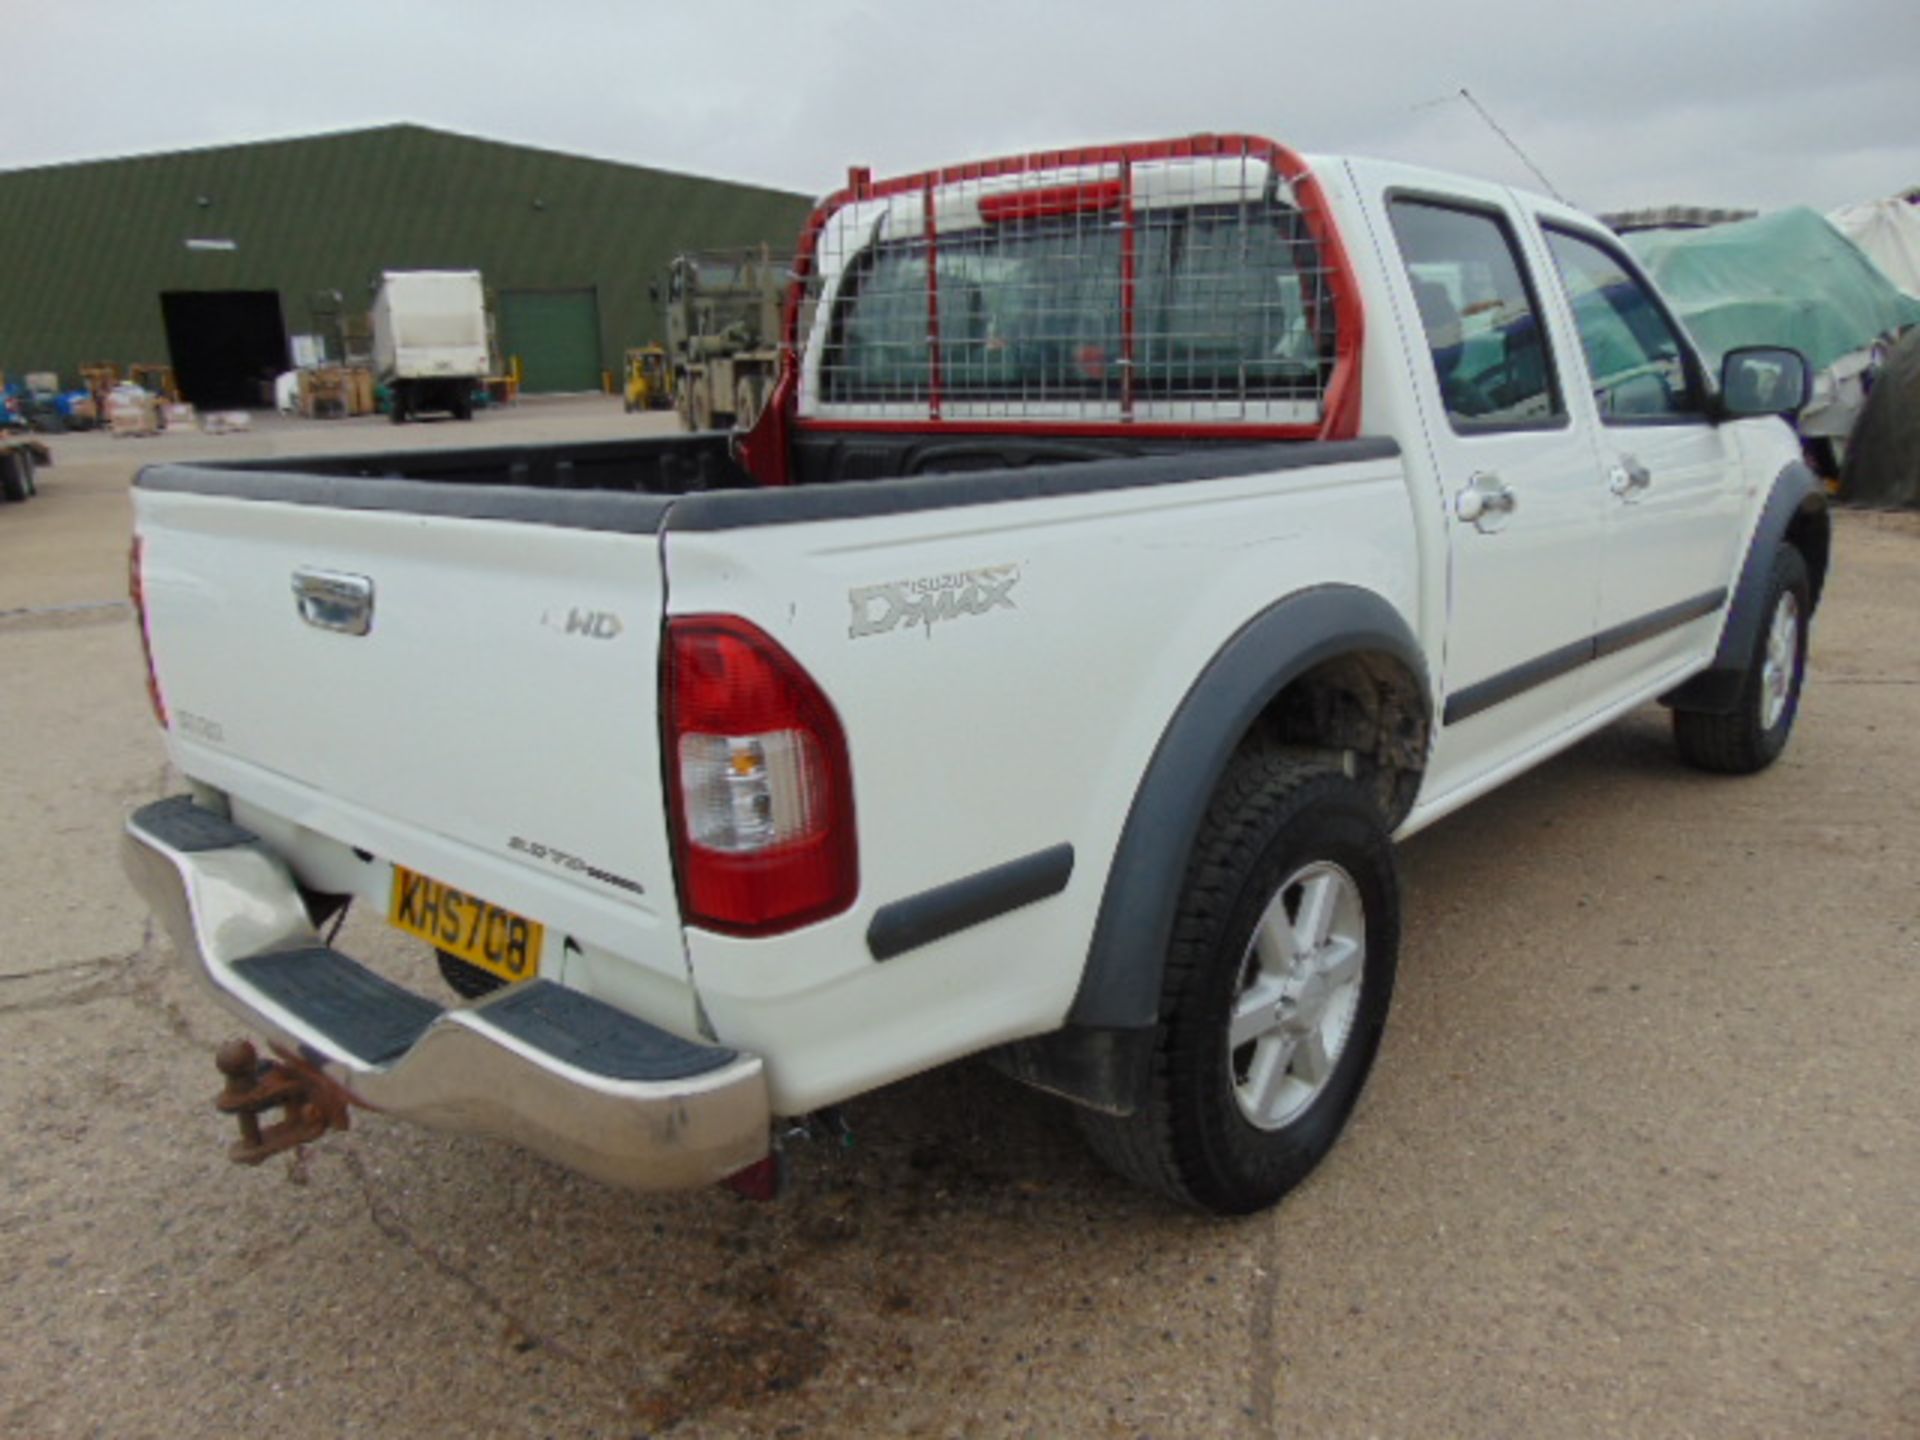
648;282;660;305
1719;346;1810;418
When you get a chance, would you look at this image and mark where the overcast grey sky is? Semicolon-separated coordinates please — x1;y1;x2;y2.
9;0;1917;214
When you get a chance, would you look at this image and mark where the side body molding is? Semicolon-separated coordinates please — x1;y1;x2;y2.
1664;459;1830;714
1070;585;1429;1030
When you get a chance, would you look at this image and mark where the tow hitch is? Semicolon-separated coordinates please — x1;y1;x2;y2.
213;1038;351;1166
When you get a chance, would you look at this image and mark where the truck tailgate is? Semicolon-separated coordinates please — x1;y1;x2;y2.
135;484;683;976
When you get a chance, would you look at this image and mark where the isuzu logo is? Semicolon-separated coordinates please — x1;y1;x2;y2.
848;564;1021;639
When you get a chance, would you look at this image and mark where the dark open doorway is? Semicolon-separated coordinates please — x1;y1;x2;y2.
160;290;289;409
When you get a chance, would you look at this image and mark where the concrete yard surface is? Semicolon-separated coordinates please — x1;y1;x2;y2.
2;400;1916;1437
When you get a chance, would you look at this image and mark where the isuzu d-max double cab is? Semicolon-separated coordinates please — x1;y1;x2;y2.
123;136;1829;1215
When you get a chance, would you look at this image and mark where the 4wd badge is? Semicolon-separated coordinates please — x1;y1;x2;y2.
544;607;623;640
848;564;1021;640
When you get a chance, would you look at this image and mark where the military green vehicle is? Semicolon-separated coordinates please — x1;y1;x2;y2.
657;246;785;432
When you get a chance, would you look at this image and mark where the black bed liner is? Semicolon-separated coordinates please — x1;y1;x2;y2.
136;429;1400;535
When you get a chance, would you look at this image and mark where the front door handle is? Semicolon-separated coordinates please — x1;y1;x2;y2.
1608;455;1653;499
1455;472;1517;533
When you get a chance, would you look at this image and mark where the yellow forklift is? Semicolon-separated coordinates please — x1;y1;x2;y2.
622;345;672;413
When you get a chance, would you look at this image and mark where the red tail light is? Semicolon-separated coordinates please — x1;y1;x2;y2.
128;537;168;728
664;616;856;935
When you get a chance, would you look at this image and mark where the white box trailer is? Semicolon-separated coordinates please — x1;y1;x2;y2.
370;270;488;422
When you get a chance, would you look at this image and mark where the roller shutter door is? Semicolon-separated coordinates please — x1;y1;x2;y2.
498;287;602;393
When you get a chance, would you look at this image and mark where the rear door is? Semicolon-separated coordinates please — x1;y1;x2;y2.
1365;177;1605;798
135;483;684;978
498;287;604;393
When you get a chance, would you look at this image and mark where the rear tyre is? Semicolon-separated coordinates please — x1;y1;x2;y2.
437;949;506;1000
1673;544;1810;775
1075;752;1399;1215
0;453;27;503
389;388;408;424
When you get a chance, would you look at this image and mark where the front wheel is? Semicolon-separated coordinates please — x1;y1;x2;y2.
1076;753;1399;1215
1673;544;1810;774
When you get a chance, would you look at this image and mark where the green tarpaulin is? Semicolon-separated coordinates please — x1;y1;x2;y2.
1624;206;1920;372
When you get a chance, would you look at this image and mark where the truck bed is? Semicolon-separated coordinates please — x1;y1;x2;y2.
146;425;1360;511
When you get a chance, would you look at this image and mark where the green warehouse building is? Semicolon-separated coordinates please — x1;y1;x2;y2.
0;124;814;407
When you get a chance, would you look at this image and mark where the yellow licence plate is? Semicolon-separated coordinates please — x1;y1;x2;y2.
389;866;544;986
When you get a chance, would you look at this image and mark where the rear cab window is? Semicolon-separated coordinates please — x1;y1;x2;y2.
817;183;1337;418
1387;198;1564;432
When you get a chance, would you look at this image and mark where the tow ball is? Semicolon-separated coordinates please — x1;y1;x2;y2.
212;1038;351;1166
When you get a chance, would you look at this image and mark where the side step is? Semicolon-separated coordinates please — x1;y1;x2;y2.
233;948;443;1066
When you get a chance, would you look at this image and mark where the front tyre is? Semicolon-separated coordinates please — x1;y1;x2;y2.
1674;545;1810;774
1076;753;1399;1215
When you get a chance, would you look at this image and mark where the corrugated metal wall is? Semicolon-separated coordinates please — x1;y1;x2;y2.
0;124;814;389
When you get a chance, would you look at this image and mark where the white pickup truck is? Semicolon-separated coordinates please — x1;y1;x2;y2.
124;136;1830;1215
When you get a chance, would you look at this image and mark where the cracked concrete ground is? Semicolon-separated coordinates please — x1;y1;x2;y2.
2;399;1917;1437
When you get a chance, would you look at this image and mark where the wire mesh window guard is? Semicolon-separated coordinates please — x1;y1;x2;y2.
805;156;1340;426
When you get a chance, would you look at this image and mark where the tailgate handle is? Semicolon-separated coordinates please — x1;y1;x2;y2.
292;569;375;636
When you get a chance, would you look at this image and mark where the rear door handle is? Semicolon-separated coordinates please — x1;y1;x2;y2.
1455;472;1517;533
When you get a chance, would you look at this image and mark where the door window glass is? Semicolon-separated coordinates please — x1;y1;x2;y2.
1387;200;1562;429
1543;228;1701;420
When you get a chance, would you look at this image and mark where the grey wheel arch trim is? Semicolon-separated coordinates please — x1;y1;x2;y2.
1664;458;1829;715
1067;584;1429;1030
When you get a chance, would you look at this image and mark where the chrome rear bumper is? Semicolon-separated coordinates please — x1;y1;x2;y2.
122;797;770;1191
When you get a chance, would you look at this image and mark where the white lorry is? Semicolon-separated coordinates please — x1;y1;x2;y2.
124;136;1829;1215
369;269;488;423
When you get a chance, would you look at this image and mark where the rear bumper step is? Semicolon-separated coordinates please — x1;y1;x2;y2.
122;796;770;1191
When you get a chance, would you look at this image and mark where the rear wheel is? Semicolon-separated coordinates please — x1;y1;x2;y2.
1673;545;1810;774
0;453;27;502
1076;752;1399;1214
389;387;409;424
